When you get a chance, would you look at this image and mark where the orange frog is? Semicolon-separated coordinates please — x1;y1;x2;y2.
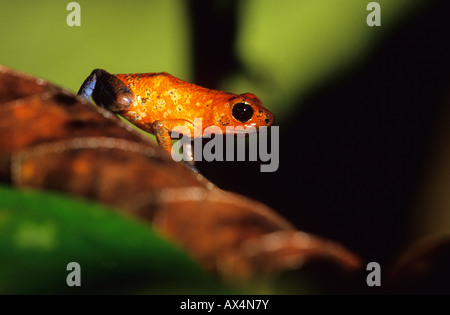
77;69;274;164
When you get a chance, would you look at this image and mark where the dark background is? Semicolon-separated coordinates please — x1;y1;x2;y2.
193;0;450;278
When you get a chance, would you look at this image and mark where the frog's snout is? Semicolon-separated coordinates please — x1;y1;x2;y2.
259;107;274;126
265;109;275;126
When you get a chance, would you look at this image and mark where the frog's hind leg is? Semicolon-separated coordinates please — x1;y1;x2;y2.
77;68;134;113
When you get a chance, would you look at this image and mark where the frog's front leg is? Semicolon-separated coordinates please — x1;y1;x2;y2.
77;68;134;112
152;119;199;172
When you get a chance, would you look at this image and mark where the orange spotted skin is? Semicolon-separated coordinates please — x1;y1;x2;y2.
78;69;274;160
114;72;274;136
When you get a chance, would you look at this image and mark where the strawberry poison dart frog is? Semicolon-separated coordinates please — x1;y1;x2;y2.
77;69;274;166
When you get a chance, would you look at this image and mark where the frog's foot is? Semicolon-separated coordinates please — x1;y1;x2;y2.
185;159;200;173
78;68;134;113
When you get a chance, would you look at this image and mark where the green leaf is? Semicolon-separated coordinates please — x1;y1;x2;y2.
0;185;221;294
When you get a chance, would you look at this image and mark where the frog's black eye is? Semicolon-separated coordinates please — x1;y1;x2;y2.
232;102;254;122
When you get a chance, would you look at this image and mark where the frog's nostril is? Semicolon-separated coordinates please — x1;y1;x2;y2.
265;118;270;124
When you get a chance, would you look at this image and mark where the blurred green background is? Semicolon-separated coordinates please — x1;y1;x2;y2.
0;0;423;119
2;0;450;294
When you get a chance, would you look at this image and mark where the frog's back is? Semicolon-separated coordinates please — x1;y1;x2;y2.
116;72;234;129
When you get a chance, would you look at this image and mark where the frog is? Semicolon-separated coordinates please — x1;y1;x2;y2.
77;69;274;168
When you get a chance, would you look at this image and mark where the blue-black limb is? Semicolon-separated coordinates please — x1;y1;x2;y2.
77;68;134;112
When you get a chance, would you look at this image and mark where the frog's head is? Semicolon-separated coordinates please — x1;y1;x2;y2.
228;93;274;130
